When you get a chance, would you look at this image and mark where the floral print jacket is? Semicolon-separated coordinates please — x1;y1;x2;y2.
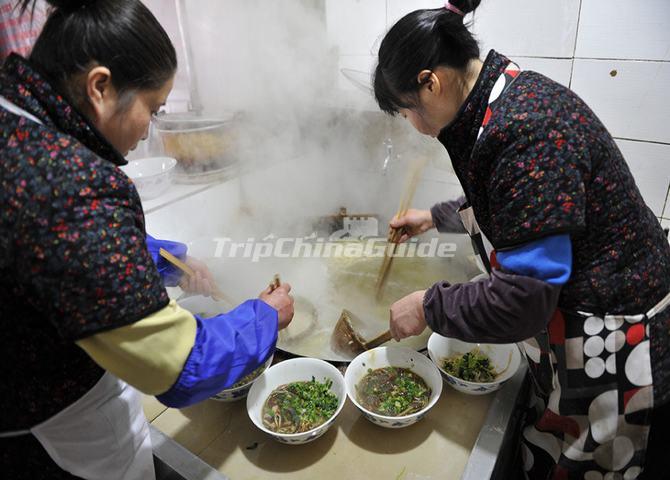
0;54;169;430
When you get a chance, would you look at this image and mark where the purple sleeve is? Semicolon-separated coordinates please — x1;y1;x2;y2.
423;269;560;343
430;197;466;234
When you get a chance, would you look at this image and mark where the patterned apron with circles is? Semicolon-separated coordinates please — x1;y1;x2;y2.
519;296;670;480
473;65;669;479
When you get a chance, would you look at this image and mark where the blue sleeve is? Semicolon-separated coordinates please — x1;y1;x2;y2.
496;234;572;285
146;234;188;287
156;299;278;408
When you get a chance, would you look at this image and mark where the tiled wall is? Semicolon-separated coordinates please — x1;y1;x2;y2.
327;0;670;224
142;1;669;229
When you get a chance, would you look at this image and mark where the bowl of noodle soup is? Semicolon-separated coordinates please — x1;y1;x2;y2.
344;346;442;428
246;357;346;444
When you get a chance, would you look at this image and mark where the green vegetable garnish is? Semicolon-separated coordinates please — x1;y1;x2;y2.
356;367;431;417
262;377;339;434
442;349;497;383
231;364;265;389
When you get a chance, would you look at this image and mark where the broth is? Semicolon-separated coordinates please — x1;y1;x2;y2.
262;378;339;434
356;367;430;416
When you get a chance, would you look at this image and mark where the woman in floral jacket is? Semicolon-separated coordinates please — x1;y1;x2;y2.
0;1;293;478
380;2;670;479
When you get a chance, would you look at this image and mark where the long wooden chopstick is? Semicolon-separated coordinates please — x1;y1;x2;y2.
375;157;426;301
158;248;233;304
159;247;195;275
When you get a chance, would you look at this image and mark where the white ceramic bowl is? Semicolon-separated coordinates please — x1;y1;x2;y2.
120;156;176;200
246;357;346;444
344;346;442;429
211;354;274;402
427;333;521;395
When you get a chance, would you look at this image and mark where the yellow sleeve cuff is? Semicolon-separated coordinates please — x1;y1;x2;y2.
76;300;197;395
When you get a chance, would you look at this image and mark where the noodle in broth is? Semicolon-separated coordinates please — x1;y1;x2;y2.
262;378;339;434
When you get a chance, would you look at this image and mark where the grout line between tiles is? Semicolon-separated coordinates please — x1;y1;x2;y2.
511;55;669;64
661;183;670;218
569;0;583;90
613;137;670;147
574;57;670;64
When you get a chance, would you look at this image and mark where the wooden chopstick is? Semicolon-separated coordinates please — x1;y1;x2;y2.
159;247;195;276
158;248;233;304
375;157;426;301
268;274;281;292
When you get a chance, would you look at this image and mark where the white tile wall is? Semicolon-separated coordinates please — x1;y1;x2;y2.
327;0;670;216
337;55;375;93
145;1;670;221
509;57;573;87
386;0;581;58
326;0;386;55
576;0;670;61
571;59;670;144
472;0;581;58
616;140;670;217
386;0;444;26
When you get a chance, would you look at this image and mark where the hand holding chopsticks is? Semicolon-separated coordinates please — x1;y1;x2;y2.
158;248;233;304
259;274;294;329
388;209;435;243
268;274;281;292
375;157;427;301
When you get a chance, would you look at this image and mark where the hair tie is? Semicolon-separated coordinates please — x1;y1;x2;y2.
444;2;465;16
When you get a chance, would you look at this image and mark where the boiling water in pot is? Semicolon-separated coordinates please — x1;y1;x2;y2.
181;235;480;361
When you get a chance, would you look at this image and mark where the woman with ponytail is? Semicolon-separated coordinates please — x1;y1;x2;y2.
0;2;294;478
380;2;670;478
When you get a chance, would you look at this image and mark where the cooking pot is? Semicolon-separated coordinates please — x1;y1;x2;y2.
179;235;479;362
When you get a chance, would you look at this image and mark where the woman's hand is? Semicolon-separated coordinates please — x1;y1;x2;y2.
389;209;435;243
178;256;217;297
389;290;428;341
259;283;294;330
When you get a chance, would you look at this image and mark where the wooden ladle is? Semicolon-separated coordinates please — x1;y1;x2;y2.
331;309;393;357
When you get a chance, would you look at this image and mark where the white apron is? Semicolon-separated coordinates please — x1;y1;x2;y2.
30;372;155;480
0;95;156;480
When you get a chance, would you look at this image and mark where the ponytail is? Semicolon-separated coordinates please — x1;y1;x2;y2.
374;1;482;115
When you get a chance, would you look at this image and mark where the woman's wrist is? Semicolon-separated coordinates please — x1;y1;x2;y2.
424;209;435;230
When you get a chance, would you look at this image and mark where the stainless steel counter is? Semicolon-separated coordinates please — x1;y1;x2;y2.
145;361;527;479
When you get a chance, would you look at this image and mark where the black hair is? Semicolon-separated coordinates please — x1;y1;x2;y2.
373;0;482;115
15;0;176;107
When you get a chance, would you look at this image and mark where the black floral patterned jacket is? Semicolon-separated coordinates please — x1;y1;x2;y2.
0;54;169;433
436;50;670;404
